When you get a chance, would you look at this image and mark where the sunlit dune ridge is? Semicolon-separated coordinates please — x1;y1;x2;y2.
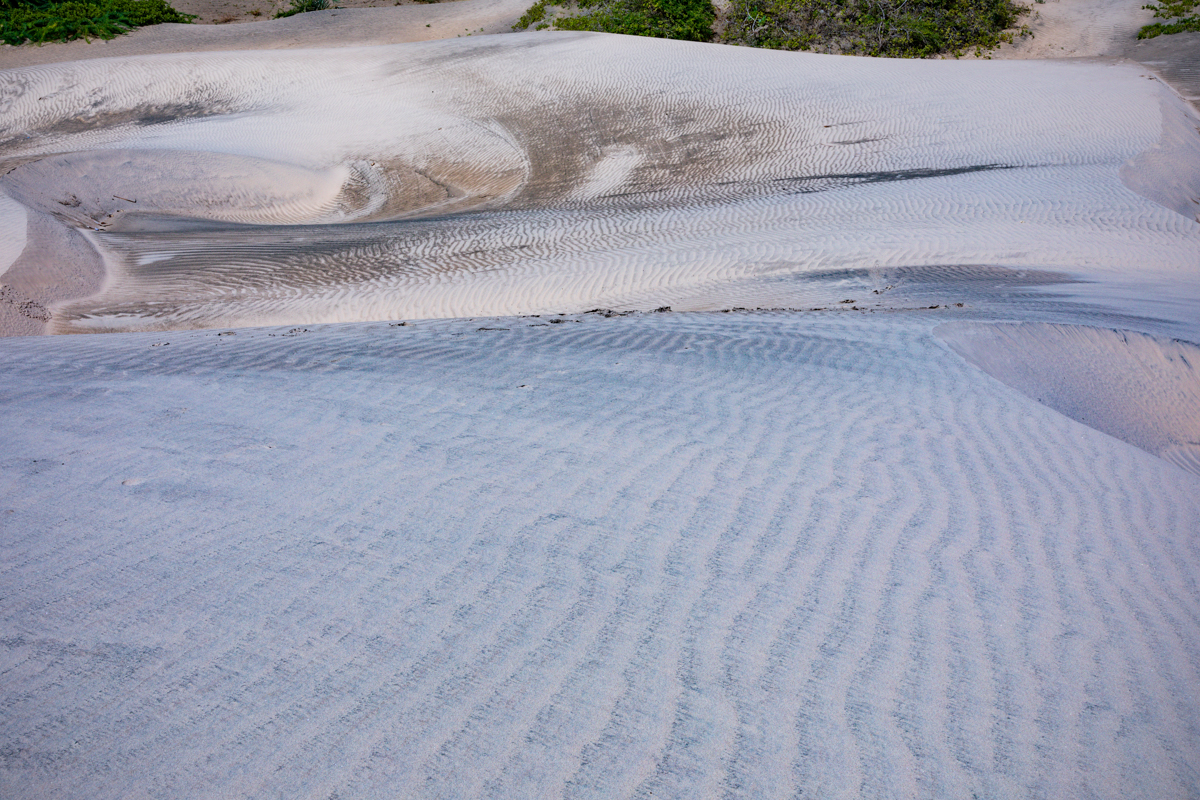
1;32;1198;332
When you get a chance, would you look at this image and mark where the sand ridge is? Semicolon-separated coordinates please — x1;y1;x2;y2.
2;8;1200;799
0;0;532;68
938;321;1200;473
1;33;1198;334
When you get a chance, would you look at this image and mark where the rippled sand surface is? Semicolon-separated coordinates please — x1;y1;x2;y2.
1;33;1198;332
2;29;1200;800
2;312;1200;799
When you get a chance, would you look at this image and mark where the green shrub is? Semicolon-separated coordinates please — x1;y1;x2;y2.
513;0;715;42
1138;0;1199;38
0;0;193;45
273;0;326;18
514;0;548;29
516;0;1026;55
721;0;1029;57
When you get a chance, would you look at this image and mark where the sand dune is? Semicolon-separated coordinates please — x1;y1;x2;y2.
2;19;1200;800
0;0;535;67
939;322;1200;474
1;33;1199;333
1;312;1199;799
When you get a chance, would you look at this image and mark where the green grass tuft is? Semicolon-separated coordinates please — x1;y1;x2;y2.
514;0;548;29
273;0;327;18
1138;0;1199;38
0;0;193;45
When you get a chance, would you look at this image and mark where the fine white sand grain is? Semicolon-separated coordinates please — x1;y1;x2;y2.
0;312;1198;799
938;321;1200;474
1;34;1197;334
2;19;1199;800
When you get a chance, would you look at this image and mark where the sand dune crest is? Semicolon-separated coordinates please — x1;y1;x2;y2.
939;321;1200;474
2;34;1199;333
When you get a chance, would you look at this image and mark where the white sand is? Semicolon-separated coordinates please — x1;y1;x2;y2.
988;0;1156;58
0;194;25;279
938;321;1200;473
2;16;1200;800
1;34;1198;333
1;311;1199;799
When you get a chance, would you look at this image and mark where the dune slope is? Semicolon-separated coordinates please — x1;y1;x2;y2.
1;33;1198;333
1;312;1199;799
2;27;1200;800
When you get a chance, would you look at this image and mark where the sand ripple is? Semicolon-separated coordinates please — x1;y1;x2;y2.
0;34;1198;332
1;312;1198;798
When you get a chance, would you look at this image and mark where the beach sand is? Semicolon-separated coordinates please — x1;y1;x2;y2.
1;33;1198;335
1;5;1199;799
3;311;1200;799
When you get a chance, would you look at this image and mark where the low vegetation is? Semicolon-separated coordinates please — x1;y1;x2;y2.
1138;0;1200;38
721;0;1029;57
515;0;1030;55
0;0;192;45
513;0;715;42
273;0;326;18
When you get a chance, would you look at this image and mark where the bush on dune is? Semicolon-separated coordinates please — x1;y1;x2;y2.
515;0;1029;55
721;0;1029;57
0;0;192;45
513;0;716;42
274;0;327;19
1138;0;1200;38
